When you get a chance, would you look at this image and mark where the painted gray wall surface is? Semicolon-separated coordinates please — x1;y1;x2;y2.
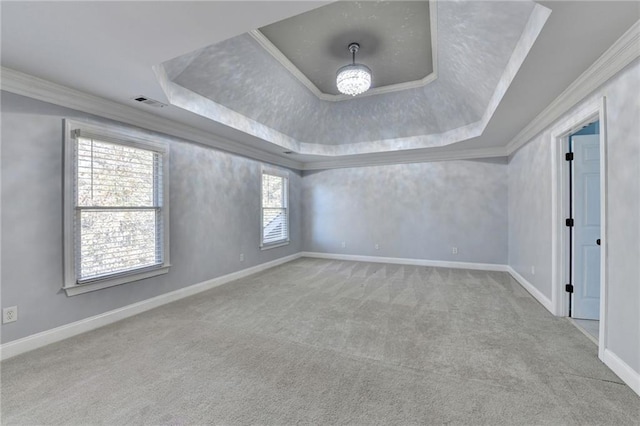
507;133;553;299
0;92;302;344
301;159;508;265
508;60;640;373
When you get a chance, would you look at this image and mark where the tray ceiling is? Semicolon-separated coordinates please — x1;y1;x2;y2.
3;1;638;169
156;0;550;156
257;0;434;97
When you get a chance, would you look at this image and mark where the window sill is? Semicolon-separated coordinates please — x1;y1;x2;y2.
260;241;290;251
63;265;170;296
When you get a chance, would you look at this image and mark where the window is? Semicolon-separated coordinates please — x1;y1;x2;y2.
261;170;289;248
63;120;170;296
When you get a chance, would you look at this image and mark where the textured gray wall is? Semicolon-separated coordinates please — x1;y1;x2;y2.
508;60;640;373
508;136;553;299
301;159;508;265
0;92;302;344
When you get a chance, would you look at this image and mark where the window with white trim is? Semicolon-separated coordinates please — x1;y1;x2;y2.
261;171;289;248
63;120;170;296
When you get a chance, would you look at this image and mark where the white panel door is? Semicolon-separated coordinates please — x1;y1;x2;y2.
572;134;600;320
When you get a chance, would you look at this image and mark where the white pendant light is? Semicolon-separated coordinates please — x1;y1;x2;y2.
336;43;372;96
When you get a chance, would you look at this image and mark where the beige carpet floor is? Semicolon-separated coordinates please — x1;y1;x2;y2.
2;258;639;424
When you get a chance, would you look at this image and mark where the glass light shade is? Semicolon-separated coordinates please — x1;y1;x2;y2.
336;64;372;96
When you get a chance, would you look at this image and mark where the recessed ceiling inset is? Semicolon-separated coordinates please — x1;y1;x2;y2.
256;0;435;99
155;1;551;157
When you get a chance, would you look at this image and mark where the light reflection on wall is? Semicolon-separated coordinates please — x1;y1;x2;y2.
302;159;508;264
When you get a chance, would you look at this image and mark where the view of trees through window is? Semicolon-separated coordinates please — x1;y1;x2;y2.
76;138;161;281
262;173;288;245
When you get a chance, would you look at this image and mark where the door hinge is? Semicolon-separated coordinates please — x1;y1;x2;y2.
565;152;574;161
566;218;574;227
565;284;574;293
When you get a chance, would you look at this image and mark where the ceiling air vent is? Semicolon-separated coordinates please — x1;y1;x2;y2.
132;96;167;108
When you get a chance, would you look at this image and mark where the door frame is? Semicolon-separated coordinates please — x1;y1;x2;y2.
551;96;607;360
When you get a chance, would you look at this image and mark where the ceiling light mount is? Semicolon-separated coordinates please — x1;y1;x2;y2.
348;42;360;59
336;42;372;96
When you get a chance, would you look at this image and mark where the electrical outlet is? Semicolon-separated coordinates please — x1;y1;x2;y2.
452;247;458;254
240;253;244;262
341;241;346;248
531;266;535;275
3;306;18;324
374;243;380;250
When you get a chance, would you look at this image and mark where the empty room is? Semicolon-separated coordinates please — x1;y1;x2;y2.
1;0;639;424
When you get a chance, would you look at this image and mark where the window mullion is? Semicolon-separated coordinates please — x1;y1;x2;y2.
75;206;160;211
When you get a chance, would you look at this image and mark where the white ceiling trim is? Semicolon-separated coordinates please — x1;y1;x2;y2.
506;19;640;156
248;0;438;102
0;65;510;170
154;3;549;159
297;120;484;155
2;18;635;171
0;67;303;170
300;146;508;170
479;4;551;131
154;64;303;152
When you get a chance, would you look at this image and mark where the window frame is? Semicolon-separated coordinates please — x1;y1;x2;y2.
260;168;290;249
63;119;170;296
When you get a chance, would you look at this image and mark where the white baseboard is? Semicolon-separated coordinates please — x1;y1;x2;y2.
5;251;638;399
299;255;559;316
299;251;509;272
506;267;640;397
0;253;301;361
603;349;640;397
506;266;555;314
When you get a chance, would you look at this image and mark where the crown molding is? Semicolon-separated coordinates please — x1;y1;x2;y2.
248;0;438;102
0;66;506;172
505;19;640;156
301;146;507;170
0;67;303;170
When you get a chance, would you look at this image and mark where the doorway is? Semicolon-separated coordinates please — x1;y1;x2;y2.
552;97;607;360
567;122;601;342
